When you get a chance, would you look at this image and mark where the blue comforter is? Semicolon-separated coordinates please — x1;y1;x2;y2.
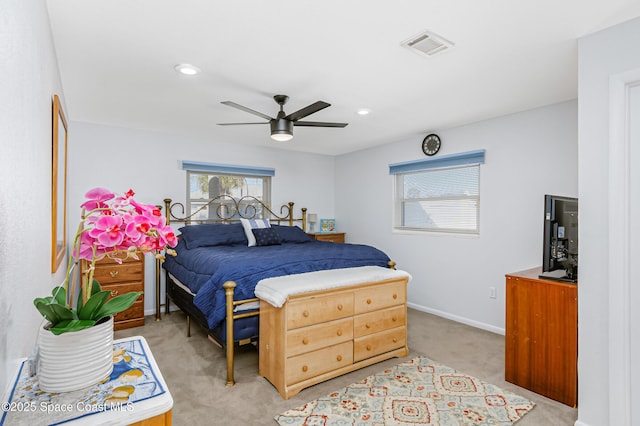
163;239;390;329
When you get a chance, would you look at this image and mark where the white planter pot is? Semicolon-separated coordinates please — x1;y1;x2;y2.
38;316;114;393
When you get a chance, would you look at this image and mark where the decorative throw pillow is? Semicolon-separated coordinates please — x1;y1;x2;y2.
271;225;312;243
178;223;247;249
252;227;282;246
240;218;271;247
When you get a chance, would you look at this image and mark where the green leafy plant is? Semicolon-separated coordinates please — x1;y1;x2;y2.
35;188;177;335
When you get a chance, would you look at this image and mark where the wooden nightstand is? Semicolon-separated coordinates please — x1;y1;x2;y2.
307;232;345;243
84;256;145;330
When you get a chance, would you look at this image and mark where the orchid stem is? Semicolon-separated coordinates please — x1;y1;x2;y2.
65;208;87;308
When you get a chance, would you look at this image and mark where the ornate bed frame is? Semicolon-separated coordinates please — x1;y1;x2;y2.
155;195;307;386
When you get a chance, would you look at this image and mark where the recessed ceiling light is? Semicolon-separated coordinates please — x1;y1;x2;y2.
174;64;201;76
357;108;371;116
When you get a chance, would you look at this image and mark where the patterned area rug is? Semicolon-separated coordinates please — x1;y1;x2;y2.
275;356;535;426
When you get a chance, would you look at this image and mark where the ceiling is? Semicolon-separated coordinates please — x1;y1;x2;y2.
46;0;640;156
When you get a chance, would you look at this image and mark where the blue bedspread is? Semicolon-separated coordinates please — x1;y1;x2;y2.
163;239;390;329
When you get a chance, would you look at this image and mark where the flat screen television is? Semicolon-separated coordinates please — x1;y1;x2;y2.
540;194;578;283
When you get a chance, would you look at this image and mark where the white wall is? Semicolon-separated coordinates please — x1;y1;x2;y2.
577;17;640;426
67;122;337;314
336;100;578;333
0;0;66;397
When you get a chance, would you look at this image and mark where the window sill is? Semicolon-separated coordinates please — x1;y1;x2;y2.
391;228;480;239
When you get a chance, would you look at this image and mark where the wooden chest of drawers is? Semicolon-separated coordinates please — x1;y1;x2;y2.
84;256;145;331
259;277;408;399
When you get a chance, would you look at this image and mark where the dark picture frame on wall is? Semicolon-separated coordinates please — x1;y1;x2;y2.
51;94;68;273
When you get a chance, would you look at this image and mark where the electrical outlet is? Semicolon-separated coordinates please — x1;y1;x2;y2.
489;286;497;299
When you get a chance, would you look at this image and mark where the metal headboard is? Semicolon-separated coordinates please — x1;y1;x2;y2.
163;194;307;229
155;194;307;321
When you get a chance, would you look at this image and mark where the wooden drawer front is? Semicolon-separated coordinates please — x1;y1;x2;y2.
354;326;406;362
286;341;353;385
287;293;354;329
315;233;344;243
354;305;405;338
101;281;144;299
287;317;353;357
93;261;143;285
354;281;406;314
114;300;144;322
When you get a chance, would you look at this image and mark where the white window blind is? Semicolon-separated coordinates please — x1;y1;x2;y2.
389;150;484;234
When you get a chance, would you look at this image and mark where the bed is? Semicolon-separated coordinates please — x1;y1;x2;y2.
158;195;397;386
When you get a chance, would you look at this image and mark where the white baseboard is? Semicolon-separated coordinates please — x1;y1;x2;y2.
573;421;589;426
146;302;505;336
407;302;505;336
143;303;180;318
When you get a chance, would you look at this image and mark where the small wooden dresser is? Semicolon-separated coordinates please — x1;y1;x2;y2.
307;232;345;243
259;277;408;399
85;256;145;330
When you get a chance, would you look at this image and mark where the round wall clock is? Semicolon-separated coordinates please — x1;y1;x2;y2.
422;133;441;156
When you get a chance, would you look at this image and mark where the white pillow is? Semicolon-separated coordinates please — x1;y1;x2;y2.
240;218;271;247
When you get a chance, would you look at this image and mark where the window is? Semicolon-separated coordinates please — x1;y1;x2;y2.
182;161;273;221
389;150;484;234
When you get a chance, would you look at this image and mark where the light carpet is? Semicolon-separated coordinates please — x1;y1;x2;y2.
275;356;535;426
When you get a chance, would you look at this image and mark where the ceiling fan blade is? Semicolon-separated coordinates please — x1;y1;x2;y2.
285;101;331;122
217;122;269;126
294;121;349;128
221;101;273;121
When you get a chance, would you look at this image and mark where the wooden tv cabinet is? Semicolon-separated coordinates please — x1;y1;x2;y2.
505;267;577;407
259;277;409;399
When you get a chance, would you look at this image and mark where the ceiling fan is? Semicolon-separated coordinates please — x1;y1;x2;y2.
217;95;348;141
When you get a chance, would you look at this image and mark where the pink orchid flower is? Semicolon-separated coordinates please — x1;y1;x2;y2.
88;214;125;247
77;187;177;262
80;187;115;211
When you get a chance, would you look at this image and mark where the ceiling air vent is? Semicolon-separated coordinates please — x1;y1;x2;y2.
401;30;454;58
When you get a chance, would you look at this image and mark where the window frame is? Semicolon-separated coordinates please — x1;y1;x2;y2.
182;161;274;221
389;150;485;236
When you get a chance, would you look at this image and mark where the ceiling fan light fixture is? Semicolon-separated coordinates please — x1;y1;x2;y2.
219;95;348;141
271;132;293;142
270;118;293;141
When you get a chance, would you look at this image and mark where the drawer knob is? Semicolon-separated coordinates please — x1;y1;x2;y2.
110;290;119;297
336;330;342;336
302;338;309;345
393;293;398;299
303;311;309;318
366;344;372;351
337;304;343;311
110;271;119;278
365;323;371;329
392;316;397;322
393;337;398;343
336;355;342;362
366;298;372;305
302;365;308;372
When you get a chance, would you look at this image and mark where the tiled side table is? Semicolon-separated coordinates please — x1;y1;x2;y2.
1;336;172;425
